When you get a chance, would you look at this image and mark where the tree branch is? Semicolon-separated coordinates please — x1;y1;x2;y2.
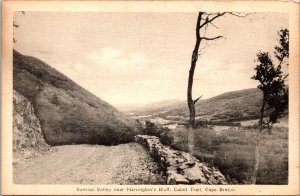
210;21;219;29
194;95;203;104
227;12;250;17
201;35;224;41
13;21;19;28
283;74;289;81
200;12;226;28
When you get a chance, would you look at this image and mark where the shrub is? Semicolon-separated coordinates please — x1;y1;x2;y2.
142;121;174;146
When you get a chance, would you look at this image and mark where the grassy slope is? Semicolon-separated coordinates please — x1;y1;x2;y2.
119;99;185;114
13;50;139;145
129;88;265;122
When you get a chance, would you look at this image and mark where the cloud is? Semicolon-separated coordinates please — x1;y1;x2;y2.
191;58;258;98
88;47;147;73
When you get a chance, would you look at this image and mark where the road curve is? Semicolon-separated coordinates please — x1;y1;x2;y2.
14;143;165;184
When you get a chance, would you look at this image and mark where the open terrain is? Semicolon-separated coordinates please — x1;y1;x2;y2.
126;90;289;184
14;143;165;184
171;126;288;184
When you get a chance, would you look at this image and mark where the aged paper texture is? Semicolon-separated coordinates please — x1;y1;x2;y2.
2;0;299;195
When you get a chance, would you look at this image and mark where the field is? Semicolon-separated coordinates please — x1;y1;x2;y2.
126;89;289;185
171;126;288;184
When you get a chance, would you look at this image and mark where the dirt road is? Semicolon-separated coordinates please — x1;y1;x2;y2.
14;143;165;184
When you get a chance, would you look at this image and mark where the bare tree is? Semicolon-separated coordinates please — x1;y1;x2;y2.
187;12;247;154
188;12;247;128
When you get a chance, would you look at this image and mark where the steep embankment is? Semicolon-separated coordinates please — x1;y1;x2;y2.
128;89;264;122
13;90;52;164
13;50;139;145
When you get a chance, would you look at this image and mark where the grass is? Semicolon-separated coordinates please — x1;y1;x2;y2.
171;126;288;184
13;50;140;145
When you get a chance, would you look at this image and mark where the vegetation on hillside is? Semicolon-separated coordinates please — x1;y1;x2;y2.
171;126;288;184
141;121;174;146
13;50;140;145
128;88;268;123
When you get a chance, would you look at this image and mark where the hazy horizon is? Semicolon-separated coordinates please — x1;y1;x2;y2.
14;12;288;105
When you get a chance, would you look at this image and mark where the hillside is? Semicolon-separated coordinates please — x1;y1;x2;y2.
13;50;139;145
117;99;184;113
127;88;264;122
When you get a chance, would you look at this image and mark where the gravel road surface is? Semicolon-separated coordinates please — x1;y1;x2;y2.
14;143;165;184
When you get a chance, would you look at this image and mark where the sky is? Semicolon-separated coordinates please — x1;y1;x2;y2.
14;12;288;106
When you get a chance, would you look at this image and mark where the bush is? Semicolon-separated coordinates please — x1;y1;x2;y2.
142;121;174;146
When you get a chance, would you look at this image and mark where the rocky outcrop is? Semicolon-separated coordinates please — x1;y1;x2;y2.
135;135;227;185
13;90;52;164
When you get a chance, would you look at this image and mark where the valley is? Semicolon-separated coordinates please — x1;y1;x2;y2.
12;50;289;185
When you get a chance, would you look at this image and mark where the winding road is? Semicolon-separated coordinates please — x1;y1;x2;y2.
14;143;165;184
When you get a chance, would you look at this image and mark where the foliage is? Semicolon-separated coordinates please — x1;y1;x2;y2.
251;28;289;128
142;121;174;146
274;29;289;63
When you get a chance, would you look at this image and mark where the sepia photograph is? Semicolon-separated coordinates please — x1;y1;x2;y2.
2;1;299;195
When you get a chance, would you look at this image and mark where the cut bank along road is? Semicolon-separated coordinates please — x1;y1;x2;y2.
14;143;165;184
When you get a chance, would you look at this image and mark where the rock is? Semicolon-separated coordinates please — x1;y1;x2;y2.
185;161;196;167
212;170;223;178
13;90;51;163
168;171;189;184
176;158;186;164
202;164;211;174
179;164;189;170
184;166;205;182
167;176;176;185
166;158;177;166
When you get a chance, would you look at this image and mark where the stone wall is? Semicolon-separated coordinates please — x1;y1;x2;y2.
135;135;227;185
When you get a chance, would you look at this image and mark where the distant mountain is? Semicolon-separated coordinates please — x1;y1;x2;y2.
117;99;184;113
13;50;139;145
127;88;264;122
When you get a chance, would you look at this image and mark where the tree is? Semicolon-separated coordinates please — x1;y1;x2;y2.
187;12;247;154
13;11;25;43
252;29;289;129
188;12;224;129
250;28;289;184
187;12;247;128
